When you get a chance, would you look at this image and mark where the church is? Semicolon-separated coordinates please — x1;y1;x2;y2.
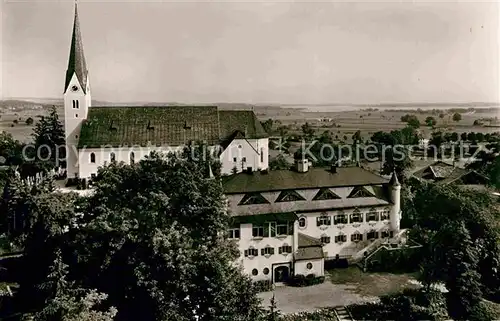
63;4;269;180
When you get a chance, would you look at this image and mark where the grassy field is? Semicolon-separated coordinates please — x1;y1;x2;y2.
1;101;499;143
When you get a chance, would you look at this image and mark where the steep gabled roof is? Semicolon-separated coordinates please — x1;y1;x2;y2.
218;111;268;140
65;3;88;93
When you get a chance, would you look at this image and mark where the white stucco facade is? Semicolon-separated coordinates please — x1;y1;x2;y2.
225;171;402;282
219;138;269;175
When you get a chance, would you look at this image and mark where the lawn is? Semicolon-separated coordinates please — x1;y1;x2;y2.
328;266;420;297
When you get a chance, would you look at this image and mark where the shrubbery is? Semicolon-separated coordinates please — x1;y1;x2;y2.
253;279;273;293
287;274;325;287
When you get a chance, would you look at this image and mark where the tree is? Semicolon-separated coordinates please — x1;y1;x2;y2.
460;132;468;141
319;130;333;144
352;130;362;143
32;250;118;321
452;113;462;122
269;154;291;170
409;184;500;309
401;114;420;128
67;152;262;321
25;117;34;126
265;295;280;321
261;119;274;134
467;132;476;142
381;147;413;182
439;113;445;119
425;116;437;127
32;106;65;167
450;132;458;142
301;122;315;140
475;132;484;142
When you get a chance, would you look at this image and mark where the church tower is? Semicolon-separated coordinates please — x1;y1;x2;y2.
64;2;90;179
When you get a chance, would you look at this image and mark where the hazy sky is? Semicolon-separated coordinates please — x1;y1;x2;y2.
2;0;499;104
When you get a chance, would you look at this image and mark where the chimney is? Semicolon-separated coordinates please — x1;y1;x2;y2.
295;159;309;173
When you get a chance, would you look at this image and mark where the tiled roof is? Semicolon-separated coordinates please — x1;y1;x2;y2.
77;106;267;148
65;4;88;94
412;161;488;185
218;111;268;140
298;233;323;247
295;233;324;261
222;166;388;194
295;247;324;261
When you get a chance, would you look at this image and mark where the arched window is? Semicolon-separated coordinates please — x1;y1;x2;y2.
90;152;96;164
130;152;135;164
110;152;116;162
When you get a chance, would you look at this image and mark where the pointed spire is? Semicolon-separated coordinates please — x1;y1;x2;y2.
389;171;400;186
65;1;88;93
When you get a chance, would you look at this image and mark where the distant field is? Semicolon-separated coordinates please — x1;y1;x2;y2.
0;101;499;143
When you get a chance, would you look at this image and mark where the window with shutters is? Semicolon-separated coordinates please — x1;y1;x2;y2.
244;248;259;257
261;246;275;256
367;208;378;221
350;209;363;223
335;234;347;243
252;225;264;238
351;232;363;242
316;215;331;226
367;230;379;240
279;245;292;254
334;214;348;225
320;236;331;244
380;208;390;221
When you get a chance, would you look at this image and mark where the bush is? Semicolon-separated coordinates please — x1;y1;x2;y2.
288;274;325;287
252;279;273;293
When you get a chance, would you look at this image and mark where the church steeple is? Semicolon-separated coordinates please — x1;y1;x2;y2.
65;1;88;93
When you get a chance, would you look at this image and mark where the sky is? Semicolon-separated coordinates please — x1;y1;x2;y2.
2;0;499;104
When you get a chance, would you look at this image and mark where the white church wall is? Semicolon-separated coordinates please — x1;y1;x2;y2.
220;138;268;175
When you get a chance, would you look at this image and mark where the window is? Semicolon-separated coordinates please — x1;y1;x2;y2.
334;214;348;225
347;186;374;198
90;152;96;163
276;222;288;236
317;215;331;226
261;246;275;256
351;232;363;242
275;190;306;202
350;209;363;223
72;100;79;109
313;188;341;201
110;152;116;162
238;145;242;149
75;135;78;139
242;157;246;162
130;152;135;164
90;173;96;180
320;236;331;244
380;208;390;221
279;245;292;254
260;148;264;163
75;114;78;118
238;193;270;205
306;263;313;270
263;268;270;275
244;248;259;257
298;217;307;228
367;230;379;240
252;225;264;238
367;208;378;221
335;234;347;243
252;269;258;276
233;157;237;162
381;230;390;238
228;228;240;239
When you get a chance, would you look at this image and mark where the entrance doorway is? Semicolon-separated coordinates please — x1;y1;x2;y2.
274;265;290;283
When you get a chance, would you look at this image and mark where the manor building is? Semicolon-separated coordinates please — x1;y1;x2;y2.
222;161;402;283
63;4;268;180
